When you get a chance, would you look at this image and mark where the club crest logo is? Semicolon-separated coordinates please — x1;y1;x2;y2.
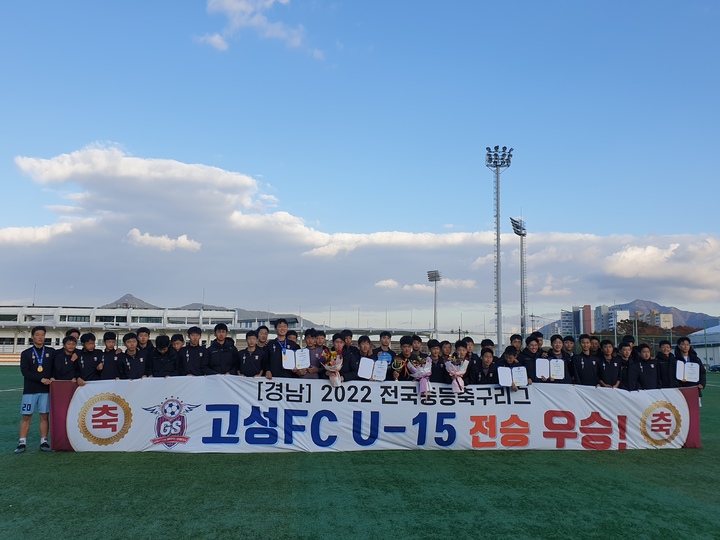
143;397;200;449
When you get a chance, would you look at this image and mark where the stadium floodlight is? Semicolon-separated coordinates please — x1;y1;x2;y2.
427;270;441;338
486;145;513;349
510;217;527;339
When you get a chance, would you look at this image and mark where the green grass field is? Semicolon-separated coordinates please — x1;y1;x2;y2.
1;366;719;540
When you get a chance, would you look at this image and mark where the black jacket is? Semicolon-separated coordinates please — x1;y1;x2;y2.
206;338;239;375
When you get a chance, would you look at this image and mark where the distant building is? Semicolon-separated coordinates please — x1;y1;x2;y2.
0;305;301;353
561;305;593;336
594;305;610;332
646;310;673;329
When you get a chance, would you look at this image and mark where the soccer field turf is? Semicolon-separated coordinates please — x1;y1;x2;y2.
1;367;719;540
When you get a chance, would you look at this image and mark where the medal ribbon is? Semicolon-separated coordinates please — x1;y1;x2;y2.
33;346;45;371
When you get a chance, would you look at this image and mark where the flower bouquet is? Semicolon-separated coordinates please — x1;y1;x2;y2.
321;350;343;387
407;356;433;399
444;356;469;393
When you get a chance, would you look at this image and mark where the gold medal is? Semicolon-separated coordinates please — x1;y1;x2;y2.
37;366;44;373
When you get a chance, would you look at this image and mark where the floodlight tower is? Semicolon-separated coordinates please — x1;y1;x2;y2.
486;145;513;349
510;217;527;339
427;270;441;338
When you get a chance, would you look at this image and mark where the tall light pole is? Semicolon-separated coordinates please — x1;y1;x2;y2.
510;217;527;339
486;145;513;348
427;270;441;338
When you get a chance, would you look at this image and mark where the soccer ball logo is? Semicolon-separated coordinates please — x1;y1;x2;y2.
162;399;182;419
143;396;200;449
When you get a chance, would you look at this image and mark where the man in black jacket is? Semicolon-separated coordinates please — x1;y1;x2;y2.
179;326;208;376
149;335;180;377
206;323;238;375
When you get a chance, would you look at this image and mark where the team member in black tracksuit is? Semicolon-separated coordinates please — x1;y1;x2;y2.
617;342;635;390
475;347;500;384
339;332;363;382
571;334;600;386
101;332;126;380
239;330;267;377
76;333;104;385
426;339;446;384
52;336;78;381
149;335;180;377
205;323;239;375
517;336;541;382
598;340;621;389
628;343;661;390
179;326;208;376
543;334;572;384
137;327;155;355
265;318;300;379
655;340;675;388
673;337;706;396
120;332;150;380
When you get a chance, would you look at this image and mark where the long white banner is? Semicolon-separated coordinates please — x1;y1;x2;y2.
63;377;699;452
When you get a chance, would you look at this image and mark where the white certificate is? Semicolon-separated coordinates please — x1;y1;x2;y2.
683;362;700;383
295;349;310;369
498;366;513;387
512;366;529;387
358;357;375;380
282;349;296;370
372;360;388;381
535;358;550;380
550;359;565;380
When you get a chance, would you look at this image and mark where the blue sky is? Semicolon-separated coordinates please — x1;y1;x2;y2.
1;1;719;335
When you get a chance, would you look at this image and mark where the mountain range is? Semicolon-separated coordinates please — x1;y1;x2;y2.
537;299;719;336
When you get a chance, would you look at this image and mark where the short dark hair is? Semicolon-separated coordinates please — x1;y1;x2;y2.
246;330;258;339
637;343;651;352
530;331;544;339
304;328;317;338
214;323;228;333
510;334;522;342
659;340;671;347
123;332;138;343
412;335;422;343
600;339;613;348
480;338;494;348
400;336;413;347
187;326;202;336
171;333;185;343
65;328;80;337
379;331;392;339
137;327;151;336
503;346;517;357
287;330;298;338
358;335;371;345
257;325;269;333
618;342;632;351
427;339;440;349
31;326;47;336
525;336;538;346
316;330;326;337
563;335;576;343
273;318;288;328
676;336;691;345
579;334;590;341
340;329;353;339
62;336;77;345
480;347;494;358
550;334;563;344
454;340;467;350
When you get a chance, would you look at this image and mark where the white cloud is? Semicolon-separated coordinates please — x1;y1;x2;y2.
195;33;229;51
0;223;74;245
202;0;322;57
403;284;432;292
6;145;720;329
127;229;201;252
